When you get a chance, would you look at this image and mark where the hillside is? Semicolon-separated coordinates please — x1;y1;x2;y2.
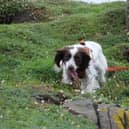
0;1;129;129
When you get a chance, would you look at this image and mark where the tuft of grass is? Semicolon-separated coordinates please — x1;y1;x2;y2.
105;43;129;65
0;86;97;129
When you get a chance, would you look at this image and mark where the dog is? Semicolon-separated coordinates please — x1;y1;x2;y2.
54;41;108;94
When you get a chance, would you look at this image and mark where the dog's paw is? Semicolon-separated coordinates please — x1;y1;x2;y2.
81;89;96;94
61;79;73;85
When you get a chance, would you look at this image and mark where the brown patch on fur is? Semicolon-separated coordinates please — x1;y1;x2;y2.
74;48;91;78
80;42;85;45
80;40;85;45
55;47;73;67
76;69;86;78
78;47;92;57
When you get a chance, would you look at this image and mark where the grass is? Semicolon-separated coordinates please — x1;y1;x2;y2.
0;87;97;129
0;0;129;129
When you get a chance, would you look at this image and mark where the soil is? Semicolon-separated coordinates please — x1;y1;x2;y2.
35;92;69;105
0;7;51;24
12;7;51;23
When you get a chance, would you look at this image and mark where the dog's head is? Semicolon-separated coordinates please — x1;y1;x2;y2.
55;46;92;80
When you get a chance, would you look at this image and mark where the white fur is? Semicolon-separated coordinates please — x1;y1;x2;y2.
54;41;108;93
61;48;78;85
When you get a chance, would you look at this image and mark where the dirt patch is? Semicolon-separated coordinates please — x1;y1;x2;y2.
32;85;70;105
35;92;69;105
12;7;51;23
0;7;51;24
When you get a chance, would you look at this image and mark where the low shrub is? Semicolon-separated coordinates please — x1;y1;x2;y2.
0;0;29;24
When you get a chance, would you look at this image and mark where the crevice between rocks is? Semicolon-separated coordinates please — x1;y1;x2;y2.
92;102;101;129
108;107;112;129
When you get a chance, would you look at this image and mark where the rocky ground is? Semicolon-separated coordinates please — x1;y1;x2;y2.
63;99;129;129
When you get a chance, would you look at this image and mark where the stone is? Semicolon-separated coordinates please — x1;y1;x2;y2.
109;107;123;129
124;110;129;129
97;104;111;129
63;99;98;124
63;99;129;129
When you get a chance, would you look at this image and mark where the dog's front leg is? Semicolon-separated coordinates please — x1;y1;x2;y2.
81;76;100;94
81;68;100;94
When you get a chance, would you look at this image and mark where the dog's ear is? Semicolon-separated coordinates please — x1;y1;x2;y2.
55;49;64;67
54;48;68;67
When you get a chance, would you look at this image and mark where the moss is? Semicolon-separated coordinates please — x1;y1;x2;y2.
113;109;125;129
125;111;129;128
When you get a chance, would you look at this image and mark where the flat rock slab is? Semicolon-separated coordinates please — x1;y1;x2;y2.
63;99;98;124
63;99;129;129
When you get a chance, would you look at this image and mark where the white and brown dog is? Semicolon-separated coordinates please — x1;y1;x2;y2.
54;41;108;93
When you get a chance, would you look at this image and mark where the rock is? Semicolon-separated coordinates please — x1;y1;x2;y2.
63;99;98;124
124;110;129;129
109;107;122;129
110;108;129;129
63;99;129;129
97;104;111;129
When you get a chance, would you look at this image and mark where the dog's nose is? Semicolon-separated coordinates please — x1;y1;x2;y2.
68;65;74;71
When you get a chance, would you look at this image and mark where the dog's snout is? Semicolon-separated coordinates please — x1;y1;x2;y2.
68;65;74;71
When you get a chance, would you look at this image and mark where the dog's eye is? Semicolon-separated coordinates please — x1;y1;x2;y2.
64;53;71;61
74;55;81;63
74;54;82;66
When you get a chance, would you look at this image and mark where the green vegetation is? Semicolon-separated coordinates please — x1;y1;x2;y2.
0;0;129;129
0;0;29;23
